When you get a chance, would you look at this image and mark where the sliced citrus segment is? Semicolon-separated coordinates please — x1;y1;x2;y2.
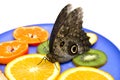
0;40;28;64
5;54;60;80
87;32;98;45
57;67;114;80
0;70;8;80
13;26;49;45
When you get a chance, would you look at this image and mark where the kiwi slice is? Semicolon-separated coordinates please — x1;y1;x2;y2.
72;49;107;68
37;40;49;54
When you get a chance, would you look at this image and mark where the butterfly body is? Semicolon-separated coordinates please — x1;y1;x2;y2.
47;4;91;63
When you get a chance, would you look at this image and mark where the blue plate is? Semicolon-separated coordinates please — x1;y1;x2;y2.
0;24;120;79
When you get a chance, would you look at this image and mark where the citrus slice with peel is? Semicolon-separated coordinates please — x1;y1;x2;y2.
0;40;28;64
0;70;8;80
13;26;49;45
5;54;60;80
57;67;114;80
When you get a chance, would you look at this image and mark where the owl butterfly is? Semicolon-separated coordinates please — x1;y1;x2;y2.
41;4;91;64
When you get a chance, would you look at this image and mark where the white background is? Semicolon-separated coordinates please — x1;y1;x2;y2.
0;0;120;50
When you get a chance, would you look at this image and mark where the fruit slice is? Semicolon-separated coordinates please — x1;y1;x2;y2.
72;49;107;67
37;40;49;54
13;26;49;45
57;67;114;80
0;40;28;64
5;54;60;80
87;32;98;45
0;70;8;80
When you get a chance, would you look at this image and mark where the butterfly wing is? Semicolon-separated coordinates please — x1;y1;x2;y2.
49;4;72;53
48;4;91;63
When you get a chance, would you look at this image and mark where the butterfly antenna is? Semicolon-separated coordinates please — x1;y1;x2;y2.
37;56;47;65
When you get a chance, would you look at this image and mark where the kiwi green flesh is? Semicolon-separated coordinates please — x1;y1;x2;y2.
37;40;49;54
72;49;107;68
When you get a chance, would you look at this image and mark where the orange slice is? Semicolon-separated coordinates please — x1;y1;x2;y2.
57;67;114;80
13;26;49;45
0;40;28;64
5;54;60;80
0;70;8;80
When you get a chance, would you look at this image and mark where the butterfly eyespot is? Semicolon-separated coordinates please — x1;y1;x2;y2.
70;44;78;54
60;41;65;47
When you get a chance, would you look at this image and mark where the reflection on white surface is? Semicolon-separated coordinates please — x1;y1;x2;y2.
0;0;120;50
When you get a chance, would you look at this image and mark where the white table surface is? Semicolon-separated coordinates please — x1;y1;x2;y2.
0;0;120;50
